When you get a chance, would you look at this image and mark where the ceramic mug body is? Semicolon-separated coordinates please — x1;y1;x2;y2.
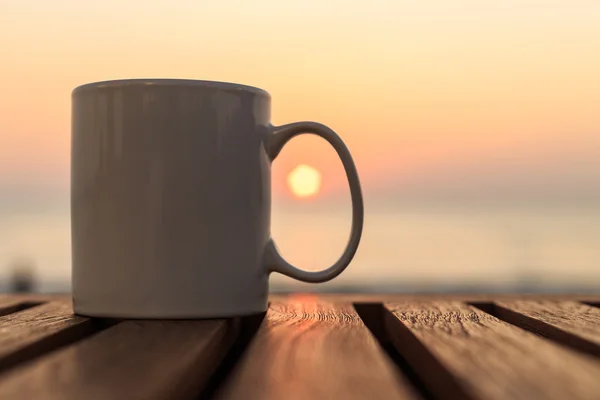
71;79;363;318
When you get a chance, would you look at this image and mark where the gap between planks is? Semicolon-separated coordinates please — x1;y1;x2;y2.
0;317;241;399
0;299;112;374
471;301;600;359
0;298;43;318
214;300;421;400
383;301;600;400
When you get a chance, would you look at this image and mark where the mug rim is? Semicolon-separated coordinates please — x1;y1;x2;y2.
72;78;270;98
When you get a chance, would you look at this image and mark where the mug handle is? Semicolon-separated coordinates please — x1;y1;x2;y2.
263;122;364;282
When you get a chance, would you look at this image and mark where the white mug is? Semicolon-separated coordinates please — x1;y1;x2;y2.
71;79;363;318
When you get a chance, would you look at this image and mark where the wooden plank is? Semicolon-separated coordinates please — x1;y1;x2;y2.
271;293;600;304
216;300;419;400
385;301;600;400
0;297;37;317
0;319;237;400
492;301;600;357
0;294;63;304
0;300;96;372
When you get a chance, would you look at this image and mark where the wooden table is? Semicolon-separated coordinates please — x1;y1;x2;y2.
0;294;598;400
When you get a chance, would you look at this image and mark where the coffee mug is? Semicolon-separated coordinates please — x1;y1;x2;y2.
71;79;363;318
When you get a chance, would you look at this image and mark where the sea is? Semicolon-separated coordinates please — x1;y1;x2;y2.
1;204;599;293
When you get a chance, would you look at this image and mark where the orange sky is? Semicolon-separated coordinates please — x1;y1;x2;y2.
1;1;599;202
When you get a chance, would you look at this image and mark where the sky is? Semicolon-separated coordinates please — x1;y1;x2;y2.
1;0;599;208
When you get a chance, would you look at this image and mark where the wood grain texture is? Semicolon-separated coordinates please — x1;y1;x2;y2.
0;297;37;317
0;300;95;372
493;301;600;357
0;294;63;303
271;293;600;303
217;300;419;400
385;301;600;400
0;319;237;400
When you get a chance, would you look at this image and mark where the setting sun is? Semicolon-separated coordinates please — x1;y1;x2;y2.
287;164;322;198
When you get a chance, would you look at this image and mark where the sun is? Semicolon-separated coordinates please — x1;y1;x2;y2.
287;164;322;198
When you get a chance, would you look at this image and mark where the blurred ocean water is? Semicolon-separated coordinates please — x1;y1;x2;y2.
1;206;599;293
